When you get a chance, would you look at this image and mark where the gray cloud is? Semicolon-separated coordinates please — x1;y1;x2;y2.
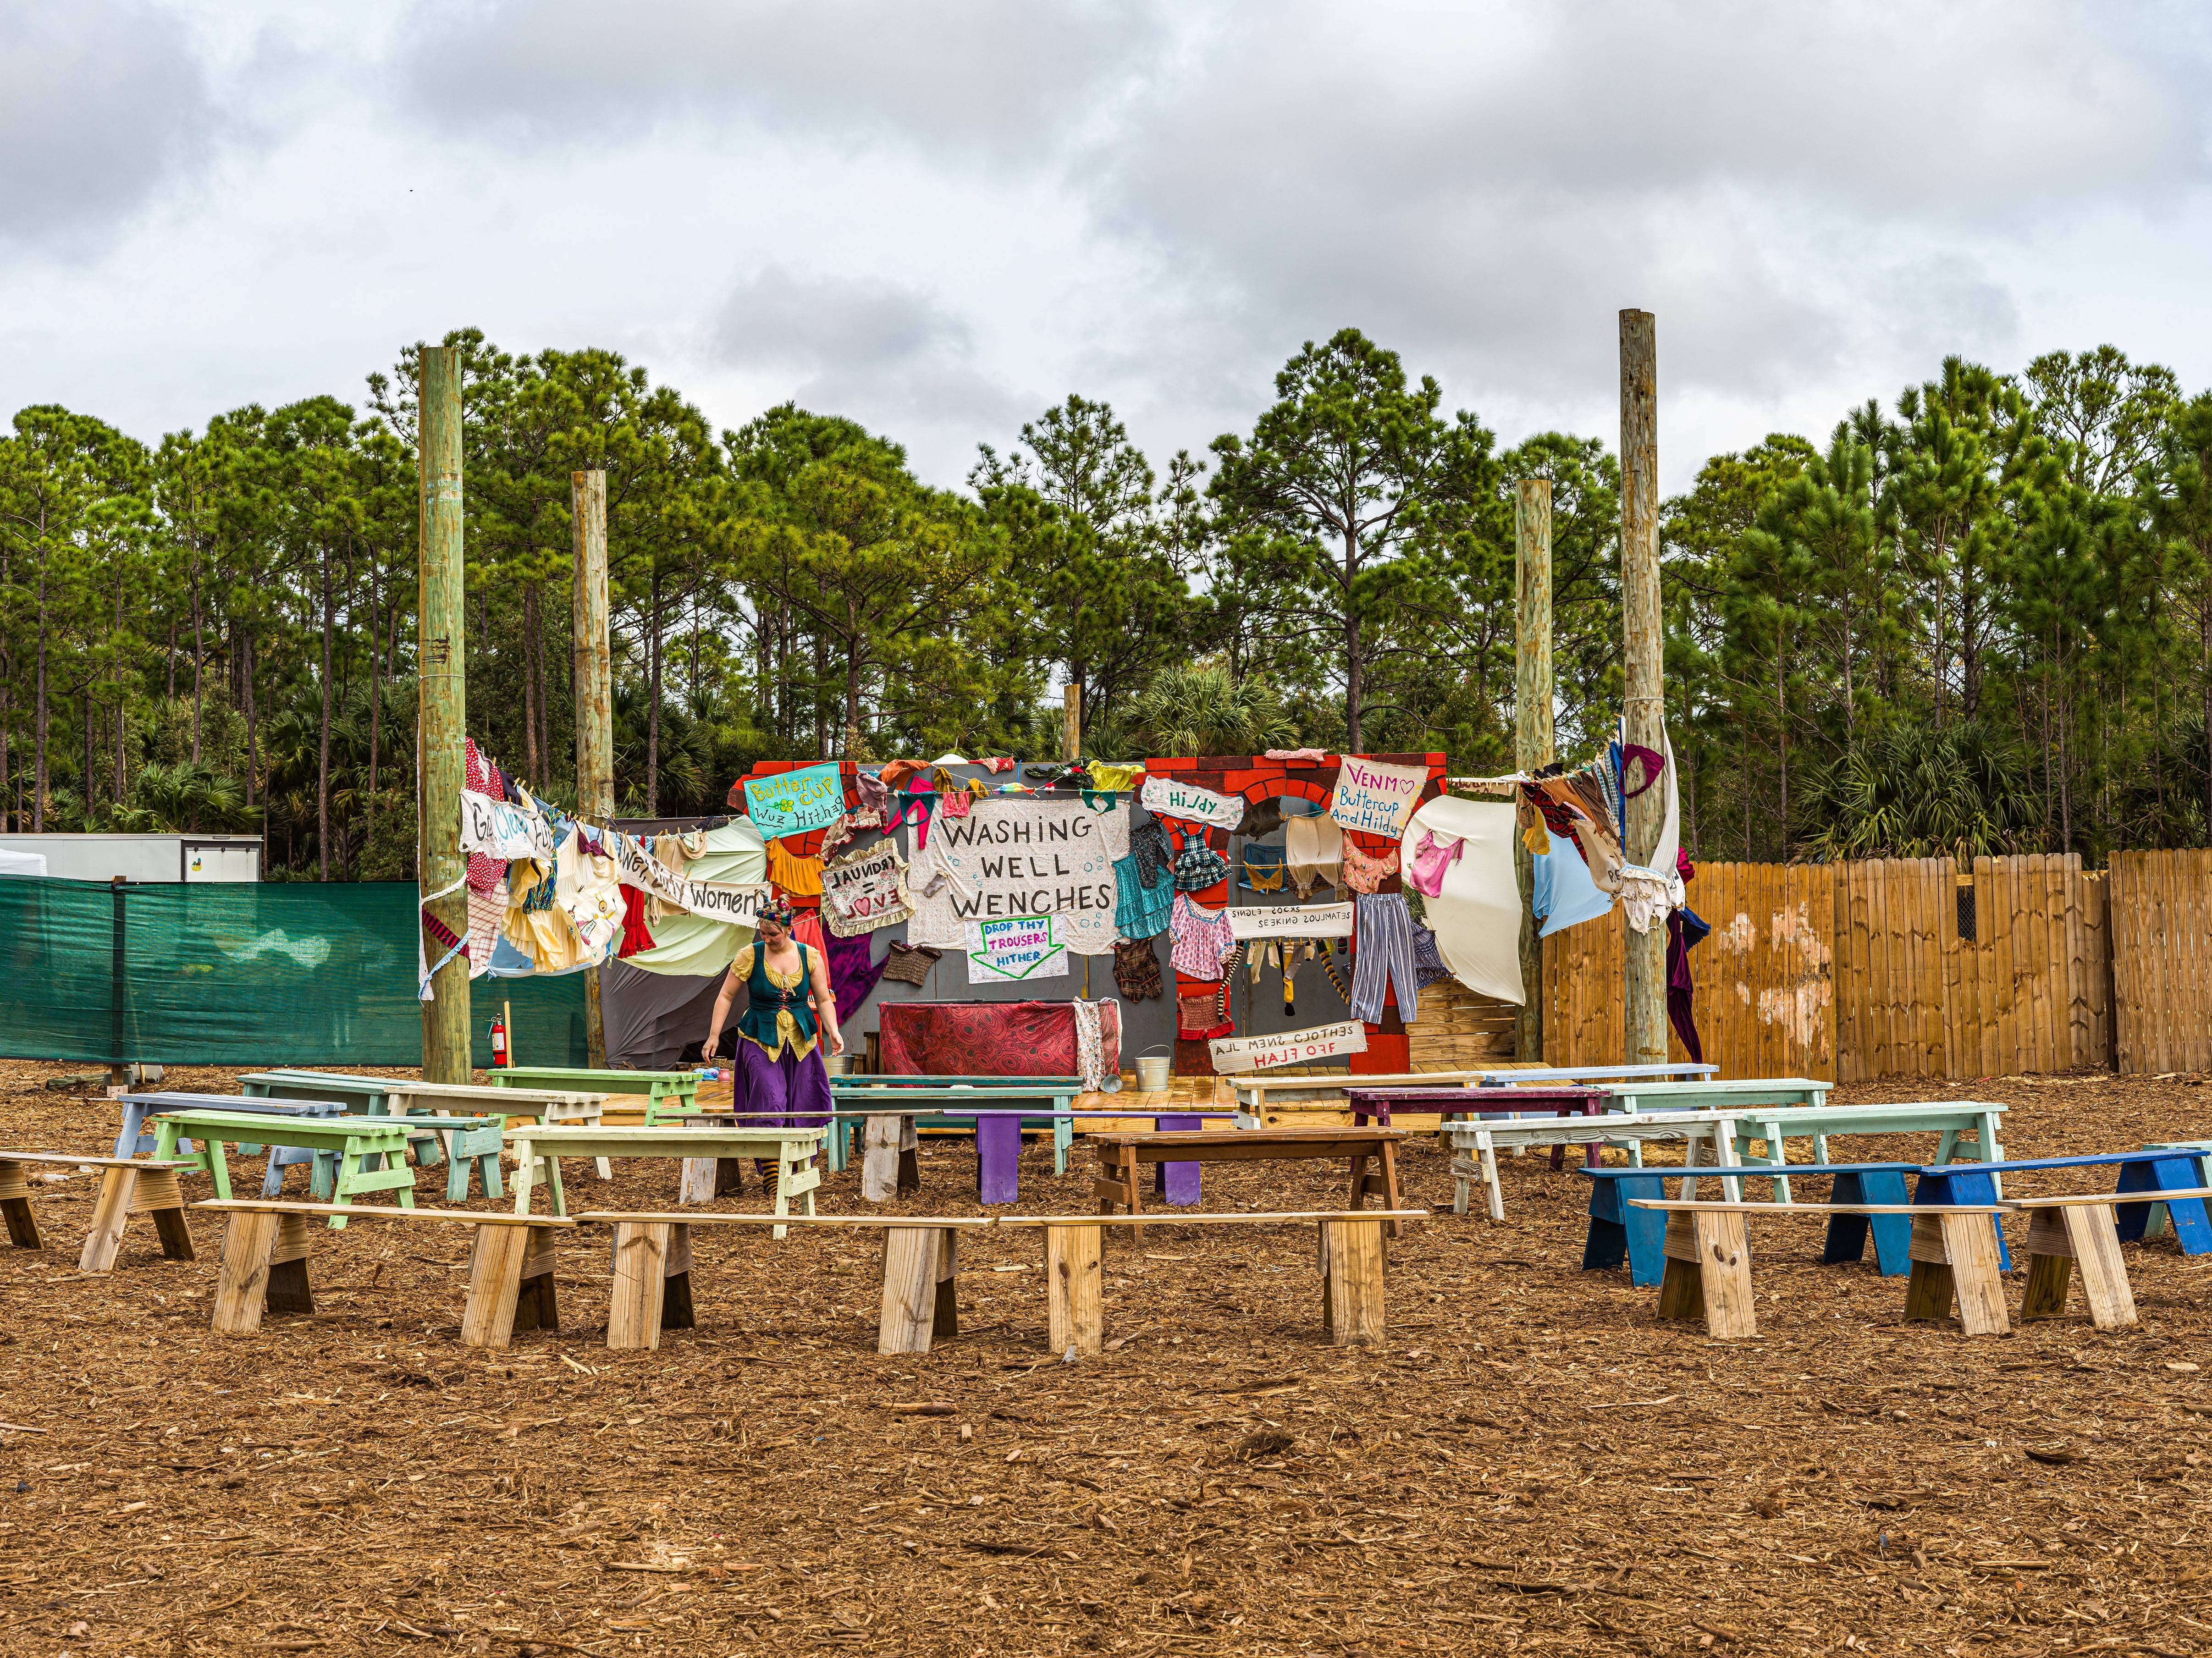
398;0;1172;161
0;1;219;243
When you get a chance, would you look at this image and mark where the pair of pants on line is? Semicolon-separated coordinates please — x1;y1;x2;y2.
1350;892;1421;1025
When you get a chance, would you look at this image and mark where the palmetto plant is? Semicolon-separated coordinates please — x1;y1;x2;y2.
1796;723;2040;865
115;761;257;833
1121;661;1298;759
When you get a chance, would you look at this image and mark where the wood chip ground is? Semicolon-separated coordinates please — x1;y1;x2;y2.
3;1059;2209;1655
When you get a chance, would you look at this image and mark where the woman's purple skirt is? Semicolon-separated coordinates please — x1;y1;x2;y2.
733;1036;834;1129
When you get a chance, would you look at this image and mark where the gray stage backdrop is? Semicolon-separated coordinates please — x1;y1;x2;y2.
598;763;1359;1072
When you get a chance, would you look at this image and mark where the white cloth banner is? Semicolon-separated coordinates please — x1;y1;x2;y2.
821;841;914;936
1330;756;1429;839
1405;795;1524;1004
1140;775;1245;829
1226;901;1355;941
905;798;1128;956
460;789;557;861
609;830;773;926
965;915;1069;983
1208;1019;1368;1074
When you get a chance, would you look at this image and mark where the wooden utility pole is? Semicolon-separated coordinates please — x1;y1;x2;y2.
1514;479;1554;1061
1619;310;1667;1067
418;345;472;1084
572;469;614;1068
1064;683;1082;761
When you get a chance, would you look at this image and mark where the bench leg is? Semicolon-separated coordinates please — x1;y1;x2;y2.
516;1225;560;1332
662;1222;697;1331
1322;1218;1385;1347
1378;1140;1403;1239
878;1225;946;1355
211;1211;281;1336
607;1222;671;1351
976;1116;1022;1206
462;1224;530;1349
1940;1212;2009;1336
265;1214;315;1314
79;1167;138;1272
1054;1118;1071;1177
1903;1261;1956;1323
1690;1211;1757;1339
125;1167;197;1256
0;1161;42;1250
932;1228;959;1342
1655;1211;1702;1322
678;1157;717;1205
1047;1223;1103;1357
2062;1205;2136;1330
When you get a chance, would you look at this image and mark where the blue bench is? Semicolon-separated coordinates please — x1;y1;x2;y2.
1583;1163;1923;1286
1913;1151;2212;1254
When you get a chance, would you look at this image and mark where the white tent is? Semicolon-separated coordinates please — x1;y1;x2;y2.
0;848;48;877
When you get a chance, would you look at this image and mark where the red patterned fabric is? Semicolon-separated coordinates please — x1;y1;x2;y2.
463;738;507;893
880;1000;1120;1079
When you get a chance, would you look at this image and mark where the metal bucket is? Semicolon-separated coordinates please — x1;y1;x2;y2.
824;1052;851;1077
1134;1054;1172;1092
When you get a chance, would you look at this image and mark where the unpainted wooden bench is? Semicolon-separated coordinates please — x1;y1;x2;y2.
571;1208;1427;1358
2007;1186;2212;1332
0;1151;200;1271
192;1199;576;1346
1627;1199;2012;1340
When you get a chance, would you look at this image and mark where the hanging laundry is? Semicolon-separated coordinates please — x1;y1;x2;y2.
1403;827;1466;898
981;757;1017;773
1171;836;1231;892
1086;762;1144;791
1534;840;1615;938
1616;862;1684;933
1341;841;1399;894
878;760;926;791
879;940;941;987
1178;988;1233;1041
1349;892;1421;1024
790;909;827;956
505;859;585;972
618;884;656;958
1167;891;1235;981
1409;920;1454;990
1264;748;1329;762
1240;843;1287;892
823;927;888;1014
1128;815;1175;889
1668;903;1710;1064
1402;795;1526;1004
1114;853;1173;942
1113;937;1164;1001
462;738;509;894
1284;815;1342;898
766;840;825;899
854;769;890;814
553;824;623;958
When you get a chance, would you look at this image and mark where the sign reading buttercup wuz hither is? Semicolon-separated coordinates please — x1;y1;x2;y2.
1329;756;1429;839
1208;1019;1368;1074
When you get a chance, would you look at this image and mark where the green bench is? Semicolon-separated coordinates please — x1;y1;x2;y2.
148;1109;420;1226
502;1122;826;1236
491;1066;702;1125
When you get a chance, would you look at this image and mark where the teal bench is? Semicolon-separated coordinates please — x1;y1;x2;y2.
491;1066;701;1124
147;1109;419;1227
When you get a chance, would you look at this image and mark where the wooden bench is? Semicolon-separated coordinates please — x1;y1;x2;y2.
0;1150;200;1271
1583;1162;1928;1285
571;1208;1429;1355
1091;1128;1410;1236
491;1065;701;1125
828;1083;1081;1195
2009;1186;2212;1331
242;1071;617;1180
1628;1199;2013;1339
146;1109;419;1227
191;1199;575;1346
113;1091;348;1161
1229;1062;1717;1126
502;1122;826;1235
1915;1151;2212;1254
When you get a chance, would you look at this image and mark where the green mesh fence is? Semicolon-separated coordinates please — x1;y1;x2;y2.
0;877;586;1068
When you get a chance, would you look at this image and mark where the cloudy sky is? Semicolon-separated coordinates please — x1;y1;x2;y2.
5;0;2212;491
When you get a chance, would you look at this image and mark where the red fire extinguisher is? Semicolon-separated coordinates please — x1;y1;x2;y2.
489;1013;509;1069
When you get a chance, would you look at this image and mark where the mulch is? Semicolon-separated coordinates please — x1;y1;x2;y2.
3;1058;2210;1657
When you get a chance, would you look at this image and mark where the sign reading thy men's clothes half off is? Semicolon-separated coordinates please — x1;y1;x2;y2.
744;762;846;838
1208;1019;1368;1074
1329;757;1428;839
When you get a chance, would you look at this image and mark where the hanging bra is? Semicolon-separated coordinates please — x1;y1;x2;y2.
1342;841;1399;894
1241;844;1287;891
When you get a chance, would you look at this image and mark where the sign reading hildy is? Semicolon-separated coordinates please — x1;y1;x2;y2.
1328;757;1428;840
1139;775;1245;830
1208;1019;1368;1074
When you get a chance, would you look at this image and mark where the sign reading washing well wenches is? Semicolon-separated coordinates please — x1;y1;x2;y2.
1226;901;1355;941
1140;774;1245;830
460;788;557;861
819;840;913;936
609;832;772;925
905;797;1127;957
1208;1019;1368;1074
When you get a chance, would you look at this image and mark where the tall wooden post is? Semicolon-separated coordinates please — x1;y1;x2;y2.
1064;683;1082;761
572;469;613;1068
1619;310;1667;1068
418;345;472;1084
1514;479;1554;1062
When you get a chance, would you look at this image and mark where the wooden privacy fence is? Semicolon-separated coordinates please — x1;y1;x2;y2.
2109;850;2212;1074
1544;854;2116;1082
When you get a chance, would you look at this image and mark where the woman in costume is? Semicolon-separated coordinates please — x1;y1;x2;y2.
702;901;844;1129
